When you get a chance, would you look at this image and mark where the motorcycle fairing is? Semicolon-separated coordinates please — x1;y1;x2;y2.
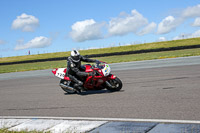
85;65;93;73
52;68;66;79
101;64;111;77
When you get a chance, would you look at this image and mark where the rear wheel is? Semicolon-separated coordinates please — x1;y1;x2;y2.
106;77;122;91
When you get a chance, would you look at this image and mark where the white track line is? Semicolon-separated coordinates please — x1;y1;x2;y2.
1;116;200;124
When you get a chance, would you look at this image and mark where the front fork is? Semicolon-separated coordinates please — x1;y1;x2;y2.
104;74;117;88
107;74;116;80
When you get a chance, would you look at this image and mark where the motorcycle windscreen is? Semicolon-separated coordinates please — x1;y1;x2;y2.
102;64;111;76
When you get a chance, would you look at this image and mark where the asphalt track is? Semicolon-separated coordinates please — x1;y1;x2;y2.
1;56;200;121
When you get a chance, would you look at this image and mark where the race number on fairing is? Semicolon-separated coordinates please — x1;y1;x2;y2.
55;68;66;79
56;73;65;79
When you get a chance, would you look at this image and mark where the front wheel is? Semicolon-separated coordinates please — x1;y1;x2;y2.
105;77;123;92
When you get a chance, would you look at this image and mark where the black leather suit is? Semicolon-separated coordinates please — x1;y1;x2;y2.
66;55;96;89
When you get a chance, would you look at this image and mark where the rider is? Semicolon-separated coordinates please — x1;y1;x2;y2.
67;50;100;92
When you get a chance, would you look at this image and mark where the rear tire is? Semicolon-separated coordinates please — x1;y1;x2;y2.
106;77;122;92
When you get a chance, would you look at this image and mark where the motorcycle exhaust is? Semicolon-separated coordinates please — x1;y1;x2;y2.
59;83;76;93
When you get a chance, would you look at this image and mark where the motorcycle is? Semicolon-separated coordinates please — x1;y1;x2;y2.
52;62;123;94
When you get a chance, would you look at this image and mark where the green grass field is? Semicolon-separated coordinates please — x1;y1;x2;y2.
0;129;48;133
1;48;200;74
1;37;200;63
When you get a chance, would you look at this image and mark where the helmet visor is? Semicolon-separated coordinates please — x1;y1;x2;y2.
72;55;80;61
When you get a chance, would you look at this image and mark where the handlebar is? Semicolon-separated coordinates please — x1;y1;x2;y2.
91;61;106;69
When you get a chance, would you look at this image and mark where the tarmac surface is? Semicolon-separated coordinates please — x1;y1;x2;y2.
1;56;200;132
1;56;200;120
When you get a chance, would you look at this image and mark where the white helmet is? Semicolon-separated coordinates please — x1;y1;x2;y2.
70;50;80;62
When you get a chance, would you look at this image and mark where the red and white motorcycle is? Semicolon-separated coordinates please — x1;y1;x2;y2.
52;62;122;94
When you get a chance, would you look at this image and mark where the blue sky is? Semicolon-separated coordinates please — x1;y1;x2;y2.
0;0;200;57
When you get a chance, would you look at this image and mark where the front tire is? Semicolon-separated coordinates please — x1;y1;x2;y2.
106;77;123;91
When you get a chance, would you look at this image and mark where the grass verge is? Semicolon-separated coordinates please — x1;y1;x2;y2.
0;37;200;63
1;48;200;74
0;129;46;133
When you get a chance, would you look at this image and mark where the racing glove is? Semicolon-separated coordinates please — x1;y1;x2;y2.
95;60;101;64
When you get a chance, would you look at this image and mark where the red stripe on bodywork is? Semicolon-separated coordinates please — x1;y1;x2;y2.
52;68;58;75
64;76;70;80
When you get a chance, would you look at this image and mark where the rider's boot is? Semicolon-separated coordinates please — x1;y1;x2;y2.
74;81;84;93
68;75;84;93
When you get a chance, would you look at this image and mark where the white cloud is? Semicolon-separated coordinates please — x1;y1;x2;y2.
138;22;157;35
181;4;200;18
15;36;52;50
108;10;148;36
157;4;200;35
173;33;189;40
157;16;182;34
70;19;105;42
69;4;200;41
192;17;200;26
173;30;200;40
0;40;6;45
12;13;39;32
157;37;167;42
191;30;200;38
